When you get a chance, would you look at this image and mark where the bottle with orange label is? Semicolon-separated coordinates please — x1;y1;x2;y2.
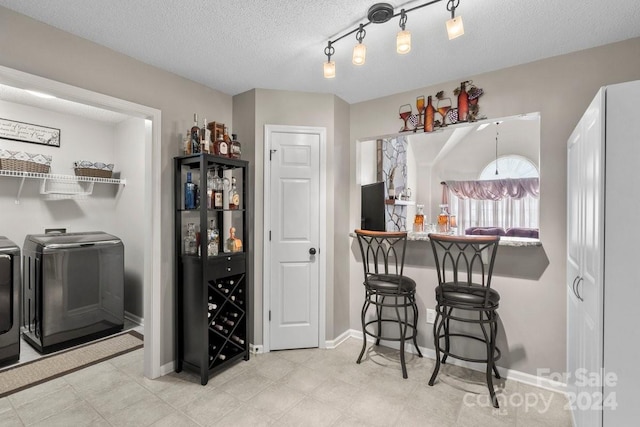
437;204;450;233
413;204;425;232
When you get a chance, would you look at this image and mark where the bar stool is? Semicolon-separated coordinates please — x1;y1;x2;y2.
354;229;423;379
427;233;502;408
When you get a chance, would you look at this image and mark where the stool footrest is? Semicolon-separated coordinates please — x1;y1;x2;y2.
363;318;418;342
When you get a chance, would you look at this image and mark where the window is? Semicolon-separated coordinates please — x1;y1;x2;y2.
448;155;539;233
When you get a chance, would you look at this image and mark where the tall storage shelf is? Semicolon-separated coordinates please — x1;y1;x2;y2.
566;80;640;426
174;154;250;385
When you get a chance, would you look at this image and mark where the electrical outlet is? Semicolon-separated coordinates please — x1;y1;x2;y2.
426;308;436;324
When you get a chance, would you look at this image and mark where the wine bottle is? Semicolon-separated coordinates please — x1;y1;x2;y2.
220;316;235;326
230;334;245;345
425;96;435;132
457;82;469;122
208;302;217;311
226;311;239;318
212;324;228;334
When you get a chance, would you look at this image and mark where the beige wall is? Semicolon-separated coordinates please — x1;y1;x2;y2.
233;88;351;345
349;37;640;376
0;7;233;366
5;3;640;377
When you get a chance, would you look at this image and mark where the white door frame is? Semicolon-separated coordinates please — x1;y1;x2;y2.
262;124;327;353
0;65;163;379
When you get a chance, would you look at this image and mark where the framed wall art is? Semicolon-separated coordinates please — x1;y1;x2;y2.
0;117;60;147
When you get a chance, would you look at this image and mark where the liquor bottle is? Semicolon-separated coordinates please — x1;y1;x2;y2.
201;117;209;153
183;131;191;155
206;170;214;209
190;113;201;153
437;204;450;233
184;172;196;209
457;82;469;122
211;167;224;209
207;218;219;256
183;223;197;255
223;125;232;145
425;96;435;132
413;204;425;233
213;132;229;157
230;133;241;159
228;177;240;210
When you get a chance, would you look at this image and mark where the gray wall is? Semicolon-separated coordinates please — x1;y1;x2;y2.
5;3;640;376
0;7;233;366
349;37;640;376
232;88;351;344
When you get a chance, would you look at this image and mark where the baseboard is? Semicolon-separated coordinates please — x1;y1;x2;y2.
160;361;175;376
341;329;567;394
250;343;264;354
124;311;144;327
325;329;351;349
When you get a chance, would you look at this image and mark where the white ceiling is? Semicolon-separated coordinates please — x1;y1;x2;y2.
1;0;640;104
0;84;131;124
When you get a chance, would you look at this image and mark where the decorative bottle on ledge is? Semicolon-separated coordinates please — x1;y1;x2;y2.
458;81;469;122
425;96;435;132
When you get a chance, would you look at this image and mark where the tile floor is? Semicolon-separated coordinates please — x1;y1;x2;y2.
0;338;573;426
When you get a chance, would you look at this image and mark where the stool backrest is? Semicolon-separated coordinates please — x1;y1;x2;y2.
428;234;500;290
355;229;408;280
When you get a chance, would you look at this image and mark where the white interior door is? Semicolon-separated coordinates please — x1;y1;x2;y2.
266;126;322;350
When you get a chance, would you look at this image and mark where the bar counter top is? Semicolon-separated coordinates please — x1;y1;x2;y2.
350;232;542;247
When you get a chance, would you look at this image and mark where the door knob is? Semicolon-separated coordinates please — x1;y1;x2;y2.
309;248;316;255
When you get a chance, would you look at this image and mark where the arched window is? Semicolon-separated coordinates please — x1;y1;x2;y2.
449;155;540;236
479;155;539;180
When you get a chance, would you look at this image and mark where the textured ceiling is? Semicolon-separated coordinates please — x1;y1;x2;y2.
1;0;639;104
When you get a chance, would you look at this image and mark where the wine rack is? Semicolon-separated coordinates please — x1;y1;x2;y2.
174;154;250;385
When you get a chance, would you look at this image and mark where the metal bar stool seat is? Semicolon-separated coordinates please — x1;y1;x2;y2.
427;233;502;408
355;229;423;379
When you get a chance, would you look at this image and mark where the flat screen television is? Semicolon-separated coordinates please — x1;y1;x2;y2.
360;182;385;231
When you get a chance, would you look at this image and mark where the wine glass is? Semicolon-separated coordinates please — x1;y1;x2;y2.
416;96;425;128
399;104;412;132
436;97;452;127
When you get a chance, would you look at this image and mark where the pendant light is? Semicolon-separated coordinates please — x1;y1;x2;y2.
323;42;336;78
352;24;367;65
396;9;411;54
446;0;464;40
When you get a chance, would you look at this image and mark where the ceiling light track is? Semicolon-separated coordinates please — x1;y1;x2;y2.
323;0;464;79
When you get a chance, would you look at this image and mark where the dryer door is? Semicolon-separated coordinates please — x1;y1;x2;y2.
0;254;12;334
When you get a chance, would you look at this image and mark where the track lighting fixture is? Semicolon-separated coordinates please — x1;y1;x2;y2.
323;0;465;78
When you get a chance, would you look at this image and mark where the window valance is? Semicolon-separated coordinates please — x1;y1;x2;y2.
444;177;540;201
